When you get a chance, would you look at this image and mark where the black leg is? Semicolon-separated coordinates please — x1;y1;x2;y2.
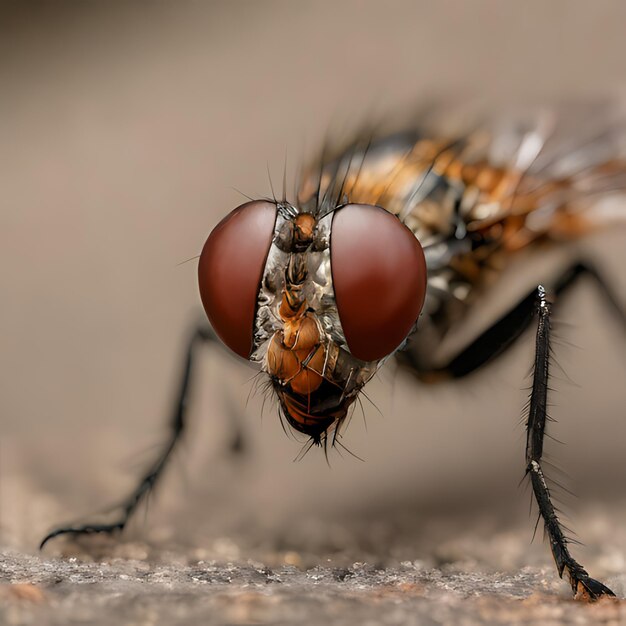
553;262;625;329
398;260;623;599
398;260;624;380
526;286;614;600
40;323;223;549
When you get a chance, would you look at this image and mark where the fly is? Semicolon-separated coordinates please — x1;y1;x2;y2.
41;106;626;601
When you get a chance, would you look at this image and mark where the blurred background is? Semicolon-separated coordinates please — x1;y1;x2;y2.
1;0;625;577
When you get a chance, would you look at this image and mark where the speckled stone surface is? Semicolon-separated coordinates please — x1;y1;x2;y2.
1;547;625;626
3;499;626;626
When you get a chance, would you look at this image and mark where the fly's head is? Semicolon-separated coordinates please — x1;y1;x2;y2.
197;199;427;447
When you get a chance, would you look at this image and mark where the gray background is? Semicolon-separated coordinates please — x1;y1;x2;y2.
1;2;625;623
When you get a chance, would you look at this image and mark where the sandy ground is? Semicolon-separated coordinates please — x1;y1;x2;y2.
1;553;624;626
2;2;626;625
2;500;626;625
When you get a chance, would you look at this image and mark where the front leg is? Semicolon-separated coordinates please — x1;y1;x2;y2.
526;286;614;600
39;323;239;549
399;261;622;600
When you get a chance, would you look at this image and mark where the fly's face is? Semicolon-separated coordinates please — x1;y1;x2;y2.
198;200;427;444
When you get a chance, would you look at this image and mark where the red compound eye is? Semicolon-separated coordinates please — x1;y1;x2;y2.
330;204;427;361
198;200;277;358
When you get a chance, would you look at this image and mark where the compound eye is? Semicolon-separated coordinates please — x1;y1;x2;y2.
198;200;277;358
330;204;427;361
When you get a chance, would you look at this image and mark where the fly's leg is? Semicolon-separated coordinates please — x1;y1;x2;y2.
526;286;614;600
400;261;624;380
40;323;236;549
398;261;623;600
447;261;624;376
554;262;625;327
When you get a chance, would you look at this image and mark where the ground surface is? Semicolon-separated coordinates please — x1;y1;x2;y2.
2;499;626;626
1;550;623;626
